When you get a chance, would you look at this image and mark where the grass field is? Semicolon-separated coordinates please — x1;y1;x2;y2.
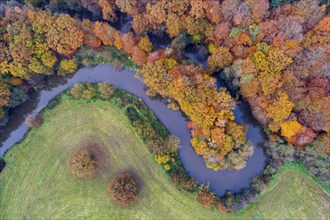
244;166;330;220
0;95;329;219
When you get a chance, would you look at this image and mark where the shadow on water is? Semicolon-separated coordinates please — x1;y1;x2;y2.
183;44;209;67
0;65;266;196
0;91;39;148
109;11;132;33
148;32;171;49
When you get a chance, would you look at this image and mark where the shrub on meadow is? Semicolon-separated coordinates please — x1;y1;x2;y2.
67;148;97;178
197;186;215;208
108;171;140;205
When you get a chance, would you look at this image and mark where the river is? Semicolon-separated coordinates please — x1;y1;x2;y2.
0;64;266;196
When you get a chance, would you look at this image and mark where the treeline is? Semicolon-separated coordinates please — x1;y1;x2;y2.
220;14;329;151
0;4;135;125
0;0;329;171
0;3;251;170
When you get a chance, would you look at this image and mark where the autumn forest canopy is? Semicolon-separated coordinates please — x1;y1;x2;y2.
0;0;329;172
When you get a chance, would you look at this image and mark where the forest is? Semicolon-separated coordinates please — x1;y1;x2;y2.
0;0;329;175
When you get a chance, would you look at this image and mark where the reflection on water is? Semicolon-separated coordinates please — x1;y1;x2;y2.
0;65;266;196
110;11;132;33
183;44;209;66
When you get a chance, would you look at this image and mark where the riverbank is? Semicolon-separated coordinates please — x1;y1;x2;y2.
0;65;266;196
243;163;330;219
1;93;328;219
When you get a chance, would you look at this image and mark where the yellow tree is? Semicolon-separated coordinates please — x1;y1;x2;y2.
138;36;153;52
207;46;233;70
166;14;183;37
266;91;294;131
46;14;84;56
190;0;207;19
280;119;302;139
59;59;78;75
0;81;10;108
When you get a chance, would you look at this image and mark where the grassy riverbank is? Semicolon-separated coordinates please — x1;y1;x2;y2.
243;165;330;219
0;94;329;219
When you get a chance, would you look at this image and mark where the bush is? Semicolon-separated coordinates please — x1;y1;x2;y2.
25;114;43;128
132;120;155;141
46;95;61;110
126;107;141;122
59;59;78;75
197;186;215;208
76;48;106;66
217;200;229;213
108;171;140;205
297;146;330;186
251;174;270;193
67;148;97;178
265;140;295;164
81;83;96;100
169;170;197;192
71;83;86;99
97;83;116;99
70;83;96;100
147;135;180;155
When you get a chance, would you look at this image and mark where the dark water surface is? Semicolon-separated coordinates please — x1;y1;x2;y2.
0;65;266;195
183;44;209;66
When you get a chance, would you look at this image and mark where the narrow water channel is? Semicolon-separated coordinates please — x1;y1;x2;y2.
0;64;266;195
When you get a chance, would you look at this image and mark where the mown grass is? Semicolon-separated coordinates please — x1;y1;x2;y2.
0;95;329;219
242;166;330;220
